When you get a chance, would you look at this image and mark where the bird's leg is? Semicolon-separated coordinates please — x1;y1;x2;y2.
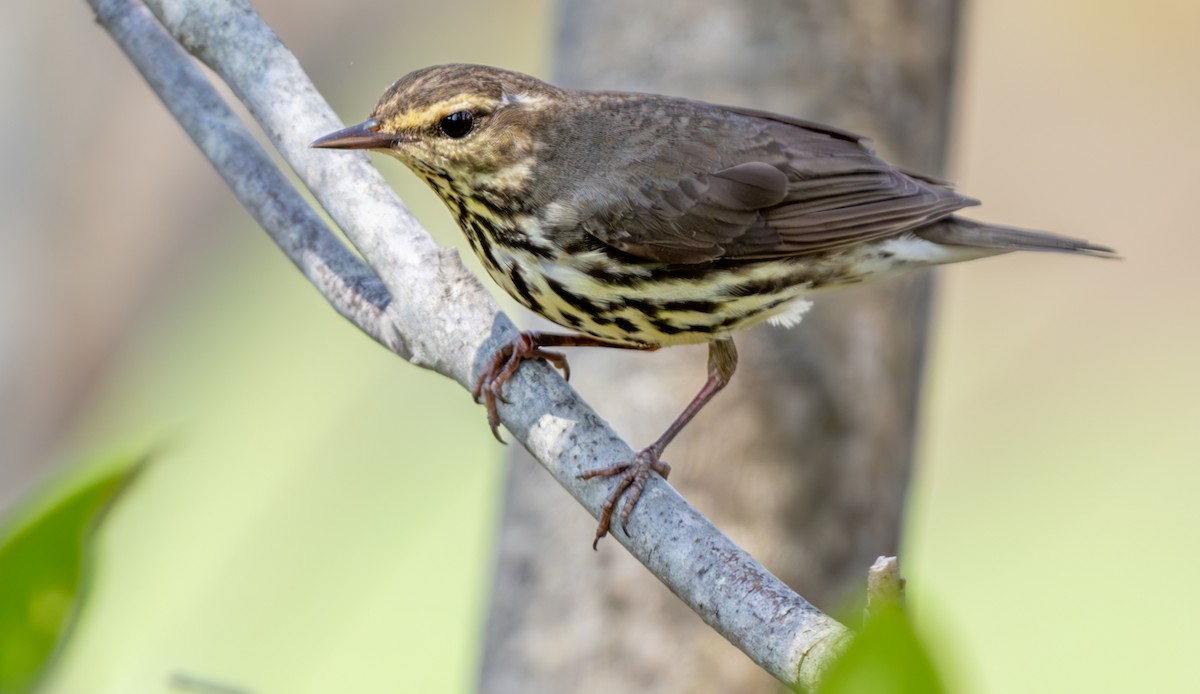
581;338;738;548
473;331;658;442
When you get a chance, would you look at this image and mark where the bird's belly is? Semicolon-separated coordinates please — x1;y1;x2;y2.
476;244;907;347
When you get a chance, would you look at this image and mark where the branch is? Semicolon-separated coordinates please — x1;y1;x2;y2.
865;556;906;622
89;0;851;686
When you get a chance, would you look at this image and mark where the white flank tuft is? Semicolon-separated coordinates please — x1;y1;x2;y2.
766;299;814;329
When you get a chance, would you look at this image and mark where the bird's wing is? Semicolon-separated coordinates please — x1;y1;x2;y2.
566;106;978;264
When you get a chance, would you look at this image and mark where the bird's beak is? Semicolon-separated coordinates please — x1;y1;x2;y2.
310;118;398;150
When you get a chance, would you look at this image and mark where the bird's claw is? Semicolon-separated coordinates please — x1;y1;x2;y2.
579;448;671;549
472;332;571;442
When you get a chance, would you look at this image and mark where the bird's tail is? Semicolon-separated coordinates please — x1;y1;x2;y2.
918;216;1119;259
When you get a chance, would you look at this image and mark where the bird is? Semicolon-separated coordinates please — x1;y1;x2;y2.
312;63;1115;547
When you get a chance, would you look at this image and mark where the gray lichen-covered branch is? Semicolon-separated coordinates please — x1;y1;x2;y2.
88;0;851;686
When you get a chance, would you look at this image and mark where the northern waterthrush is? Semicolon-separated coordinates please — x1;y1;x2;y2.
314;64;1115;546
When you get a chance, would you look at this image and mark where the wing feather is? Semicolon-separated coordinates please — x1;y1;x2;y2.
567;100;977;264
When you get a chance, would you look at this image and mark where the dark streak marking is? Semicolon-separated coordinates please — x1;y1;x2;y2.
650;319;685;335
509;267;544;314
545;276;603;315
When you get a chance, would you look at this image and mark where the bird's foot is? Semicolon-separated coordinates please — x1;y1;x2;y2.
579;448;671;549
472;332;570;442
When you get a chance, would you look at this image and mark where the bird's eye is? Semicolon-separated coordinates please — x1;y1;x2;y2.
438;110;475;138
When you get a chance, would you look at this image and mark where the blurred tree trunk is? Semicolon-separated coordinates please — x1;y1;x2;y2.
479;1;960;691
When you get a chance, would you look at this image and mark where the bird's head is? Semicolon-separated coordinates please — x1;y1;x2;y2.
312;64;563;194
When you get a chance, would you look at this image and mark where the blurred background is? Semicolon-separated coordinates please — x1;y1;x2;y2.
1;0;1197;692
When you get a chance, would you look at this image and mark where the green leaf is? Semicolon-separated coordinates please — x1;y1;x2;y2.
0;452;146;694
816;606;945;694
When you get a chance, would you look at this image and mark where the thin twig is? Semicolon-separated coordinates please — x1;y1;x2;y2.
865;556;906;623
88;0;852;686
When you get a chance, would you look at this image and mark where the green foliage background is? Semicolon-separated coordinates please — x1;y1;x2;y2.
0;455;142;693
